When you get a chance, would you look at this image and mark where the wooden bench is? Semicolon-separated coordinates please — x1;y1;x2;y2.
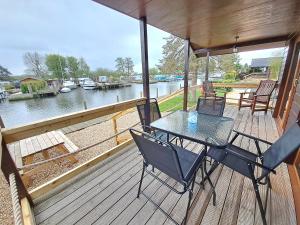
7;131;78;186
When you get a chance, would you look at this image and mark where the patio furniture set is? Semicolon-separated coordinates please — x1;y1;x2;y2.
132;88;300;225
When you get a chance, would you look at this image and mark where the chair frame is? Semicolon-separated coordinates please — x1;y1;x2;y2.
130;128;216;225
201;81;227;99
136;98;182;146
238;80;277;115
204;121;300;225
196;96;226;117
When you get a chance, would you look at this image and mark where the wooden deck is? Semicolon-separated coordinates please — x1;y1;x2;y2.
32;106;297;225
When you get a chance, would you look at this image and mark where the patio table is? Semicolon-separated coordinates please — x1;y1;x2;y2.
150;110;234;148
151;110;234;186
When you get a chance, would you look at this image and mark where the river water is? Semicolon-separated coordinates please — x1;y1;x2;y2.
0;81;184;128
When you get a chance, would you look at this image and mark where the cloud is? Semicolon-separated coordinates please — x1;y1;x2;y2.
0;0;168;74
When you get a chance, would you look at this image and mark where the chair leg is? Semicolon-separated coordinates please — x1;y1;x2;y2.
251;179;267;225
248;165;267;225
183;175;196;225
137;163;146;198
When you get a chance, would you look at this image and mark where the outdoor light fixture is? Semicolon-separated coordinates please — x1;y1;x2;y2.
232;35;239;53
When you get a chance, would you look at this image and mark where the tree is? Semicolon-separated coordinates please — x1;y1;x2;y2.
124;57;134;76
93;67;119;81
158;35;185;74
45;54;67;79
66;56;79;79
23;52;47;78
149;67;159;75
0;65;11;81
78;57;90;77
214;53;241;80
269;57;283;80
115;57;126;75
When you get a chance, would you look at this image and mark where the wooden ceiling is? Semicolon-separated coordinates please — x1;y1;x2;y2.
93;0;300;53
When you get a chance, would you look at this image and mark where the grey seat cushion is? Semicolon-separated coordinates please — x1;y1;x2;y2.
207;144;257;178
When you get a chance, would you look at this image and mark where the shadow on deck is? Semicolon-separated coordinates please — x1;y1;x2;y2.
32;105;296;225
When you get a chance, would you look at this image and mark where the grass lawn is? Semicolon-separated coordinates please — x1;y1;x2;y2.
159;89;227;112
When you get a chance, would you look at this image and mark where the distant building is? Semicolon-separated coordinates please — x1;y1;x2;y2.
99;76;108;83
250;57;283;73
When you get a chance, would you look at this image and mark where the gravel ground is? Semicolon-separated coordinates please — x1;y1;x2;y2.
0;111;140;224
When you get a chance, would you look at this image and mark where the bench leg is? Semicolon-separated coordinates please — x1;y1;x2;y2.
57;145;78;164
22;155;34;187
42;150;50;159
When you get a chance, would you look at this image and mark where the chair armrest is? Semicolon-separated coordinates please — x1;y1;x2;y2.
232;129;273;145
224;147;276;174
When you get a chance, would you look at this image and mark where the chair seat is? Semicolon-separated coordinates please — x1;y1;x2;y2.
172;145;205;183
207;144;257;178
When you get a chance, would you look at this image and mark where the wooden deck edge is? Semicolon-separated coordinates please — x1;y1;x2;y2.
29;139;134;200
288;165;300;225
21;197;36;225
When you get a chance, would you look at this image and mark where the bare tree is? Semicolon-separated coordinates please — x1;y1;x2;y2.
23;52;47;77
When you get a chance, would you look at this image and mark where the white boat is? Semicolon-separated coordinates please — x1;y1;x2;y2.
60;87;71;93
78;78;89;87
83;79;97;90
63;80;77;89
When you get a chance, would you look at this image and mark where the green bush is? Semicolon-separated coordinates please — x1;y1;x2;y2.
4;84;14;90
20;84;29;93
20;80;46;93
224;71;237;80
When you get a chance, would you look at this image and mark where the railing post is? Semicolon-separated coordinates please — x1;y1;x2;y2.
140;16;151;128
183;39;190;111
0;117;33;205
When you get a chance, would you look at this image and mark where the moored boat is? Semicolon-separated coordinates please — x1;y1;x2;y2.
60;87;71;93
63;80;77;89
83;79;97;90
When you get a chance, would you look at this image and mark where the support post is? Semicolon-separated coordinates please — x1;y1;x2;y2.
183;39;190;111
205;51;210;81
140;17;151;127
273;38;296;117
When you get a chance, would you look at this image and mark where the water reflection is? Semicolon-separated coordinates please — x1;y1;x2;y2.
0;81;184;128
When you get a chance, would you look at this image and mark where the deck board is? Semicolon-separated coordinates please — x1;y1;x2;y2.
33;106;297;225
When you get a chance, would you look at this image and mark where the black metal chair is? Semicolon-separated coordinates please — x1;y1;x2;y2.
130;128;216;225
205;121;300;225
136;98;181;145
196;97;225;117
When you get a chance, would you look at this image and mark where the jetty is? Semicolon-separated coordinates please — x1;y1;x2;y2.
96;82;131;90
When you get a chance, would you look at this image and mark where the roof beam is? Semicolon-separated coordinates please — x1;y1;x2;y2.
194;35;291;57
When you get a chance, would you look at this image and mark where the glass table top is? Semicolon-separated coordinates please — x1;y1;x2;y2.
150;111;234;147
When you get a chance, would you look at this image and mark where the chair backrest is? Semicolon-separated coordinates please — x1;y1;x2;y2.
136;98;161;131
255;80;277;102
130;129;184;183
202;81;215;94
262;121;300;177
196;97;225;116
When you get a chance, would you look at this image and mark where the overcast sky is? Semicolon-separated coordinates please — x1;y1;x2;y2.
0;0;284;75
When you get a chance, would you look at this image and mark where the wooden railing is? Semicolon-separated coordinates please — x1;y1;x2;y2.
2;98;146;144
0;98;146;204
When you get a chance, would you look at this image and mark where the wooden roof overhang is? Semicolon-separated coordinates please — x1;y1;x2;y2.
93;0;300;56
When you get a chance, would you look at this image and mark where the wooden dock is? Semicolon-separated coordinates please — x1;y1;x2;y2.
97;83;131;90
32;106;296;225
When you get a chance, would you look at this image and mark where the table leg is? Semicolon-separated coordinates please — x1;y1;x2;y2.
200;160;219;185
